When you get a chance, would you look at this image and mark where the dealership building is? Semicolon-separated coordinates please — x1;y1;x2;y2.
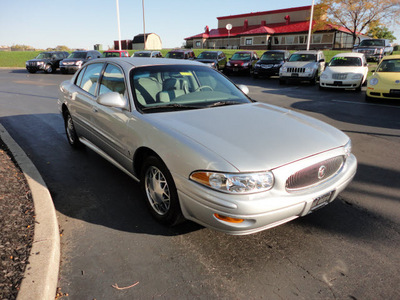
185;5;362;50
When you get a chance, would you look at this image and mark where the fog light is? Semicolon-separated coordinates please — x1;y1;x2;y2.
214;214;244;223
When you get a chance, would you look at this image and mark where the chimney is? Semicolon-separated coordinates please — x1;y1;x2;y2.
284;15;290;25
244;19;248;30
261;20;266;26
204;25;209;34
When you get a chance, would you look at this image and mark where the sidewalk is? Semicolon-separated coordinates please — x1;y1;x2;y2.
0;124;60;300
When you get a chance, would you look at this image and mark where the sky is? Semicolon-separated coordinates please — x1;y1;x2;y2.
1;0;399;50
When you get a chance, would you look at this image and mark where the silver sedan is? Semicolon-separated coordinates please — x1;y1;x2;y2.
58;57;357;235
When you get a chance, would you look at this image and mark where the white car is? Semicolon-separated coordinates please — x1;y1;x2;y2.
320;53;368;91
58;58;357;235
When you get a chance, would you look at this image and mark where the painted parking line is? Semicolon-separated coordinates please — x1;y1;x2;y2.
332;99;400;109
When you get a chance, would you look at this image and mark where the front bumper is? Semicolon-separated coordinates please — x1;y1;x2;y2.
175;151;357;235
225;65;252;73
320;78;362;89
367;86;400;100
253;66;280;77
280;71;316;81
60;66;81;74
26;65;45;72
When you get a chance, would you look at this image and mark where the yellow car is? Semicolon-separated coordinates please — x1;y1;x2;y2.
366;55;400;101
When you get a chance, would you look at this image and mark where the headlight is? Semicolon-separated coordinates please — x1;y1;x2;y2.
351;74;362;80
281;67;287;72
320;73;328;79
37;61;44;65
255;63;261;68
190;171;274;194
273;64;281;68
75;61;83;66
243;62;250;67
305;67;313;73
226;62;231;67
369;78;379;86
25;62;29;66
344;140;352;158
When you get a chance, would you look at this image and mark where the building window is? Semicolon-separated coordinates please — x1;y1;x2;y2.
299;35;307;44
245;38;253;45
195;41;201;47
312;34;322;44
274;37;279;44
286;36;294;45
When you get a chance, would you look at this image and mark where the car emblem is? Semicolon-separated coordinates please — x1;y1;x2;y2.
395;80;400;84
318;165;327;180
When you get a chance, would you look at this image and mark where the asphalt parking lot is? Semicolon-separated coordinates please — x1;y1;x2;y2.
1;68;399;299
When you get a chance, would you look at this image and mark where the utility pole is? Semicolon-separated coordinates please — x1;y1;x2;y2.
116;0;122;50
142;0;146;50
306;0;315;50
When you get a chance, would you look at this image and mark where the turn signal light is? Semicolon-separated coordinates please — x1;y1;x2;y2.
214;214;244;223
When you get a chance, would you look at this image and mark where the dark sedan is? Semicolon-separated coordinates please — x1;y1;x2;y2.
195;51;227;70
253;50;290;78
60;50;101;74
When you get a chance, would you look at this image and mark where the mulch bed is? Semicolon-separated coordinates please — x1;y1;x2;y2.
0;137;35;300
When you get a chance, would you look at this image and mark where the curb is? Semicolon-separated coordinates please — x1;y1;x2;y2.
0;124;60;300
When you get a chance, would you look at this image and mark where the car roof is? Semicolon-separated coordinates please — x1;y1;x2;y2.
293;50;321;54
332;52;365;58
168;49;192;53
262;50;288;54
86;57;205;69
382;54;400;60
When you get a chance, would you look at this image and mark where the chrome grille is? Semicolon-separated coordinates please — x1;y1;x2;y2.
286;156;345;191
332;73;347;80
288;67;305;73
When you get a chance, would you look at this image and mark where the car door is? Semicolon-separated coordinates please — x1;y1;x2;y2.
90;63;134;171
68;62;105;143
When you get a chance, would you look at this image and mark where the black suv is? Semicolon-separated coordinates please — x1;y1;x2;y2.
195;51;227;70
25;51;69;73
60;50;102;74
353;39;394;62
253;50;290;78
165;49;195;60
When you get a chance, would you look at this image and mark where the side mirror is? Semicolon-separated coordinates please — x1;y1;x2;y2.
237;84;249;95
97;92;128;110
87;56;92;60
319;58;325;63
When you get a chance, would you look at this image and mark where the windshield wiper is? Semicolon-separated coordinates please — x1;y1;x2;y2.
141;103;203;111
207;101;244;108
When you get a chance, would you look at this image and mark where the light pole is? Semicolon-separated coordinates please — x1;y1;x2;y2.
142;0;146;50
306;0;315;50
116;0;122;50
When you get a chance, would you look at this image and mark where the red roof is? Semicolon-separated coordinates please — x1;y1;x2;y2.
217;6;311;20
185;21;353;40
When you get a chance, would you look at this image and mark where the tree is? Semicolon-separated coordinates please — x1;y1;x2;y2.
318;0;400;44
367;23;397;41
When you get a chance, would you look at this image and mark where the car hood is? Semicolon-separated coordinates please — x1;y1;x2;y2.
229;60;249;65
28;59;49;62
284;61;318;68
62;58;86;62
196;59;217;63
372;72;400;84
258;60;283;65
147;103;348;171
356;46;384;50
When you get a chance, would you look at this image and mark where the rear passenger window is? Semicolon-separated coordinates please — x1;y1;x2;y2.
78;63;104;96
99;64;126;96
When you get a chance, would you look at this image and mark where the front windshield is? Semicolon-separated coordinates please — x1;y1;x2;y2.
289;53;317;62
68;52;87;59
134;52;151;57
35;53;52;59
260;53;284;61
166;52;184;59
197;52;217;59
131;65;251;112
103;52;120;57
231;53;251;61
359;40;385;47
377;59;400;72
328;56;362;67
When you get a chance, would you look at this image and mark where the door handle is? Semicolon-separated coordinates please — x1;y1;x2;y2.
92;107;98;113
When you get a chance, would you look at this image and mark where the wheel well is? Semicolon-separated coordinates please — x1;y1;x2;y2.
133;147;160;178
61;104;69;120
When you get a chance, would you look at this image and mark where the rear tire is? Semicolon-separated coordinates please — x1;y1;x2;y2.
140;156;184;226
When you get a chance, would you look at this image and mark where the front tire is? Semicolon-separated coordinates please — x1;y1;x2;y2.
64;111;82;148
44;64;53;74
140;156;184;226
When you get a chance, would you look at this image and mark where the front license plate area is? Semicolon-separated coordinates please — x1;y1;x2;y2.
291;73;299;77
310;191;334;213
334;81;343;86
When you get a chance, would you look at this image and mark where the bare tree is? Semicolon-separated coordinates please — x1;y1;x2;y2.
318;0;400;44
